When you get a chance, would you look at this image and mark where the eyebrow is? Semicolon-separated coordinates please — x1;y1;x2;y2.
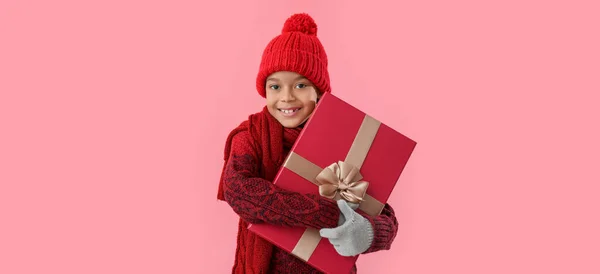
266;76;307;82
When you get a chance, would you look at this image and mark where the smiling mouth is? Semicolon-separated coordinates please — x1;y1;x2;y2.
278;108;301;117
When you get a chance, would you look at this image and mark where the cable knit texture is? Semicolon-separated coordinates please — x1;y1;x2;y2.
217;107;400;273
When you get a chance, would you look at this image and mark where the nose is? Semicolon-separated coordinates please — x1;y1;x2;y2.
280;87;296;102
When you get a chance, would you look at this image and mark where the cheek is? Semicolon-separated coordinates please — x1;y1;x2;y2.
308;89;318;102
298;89;318;107
302;100;317;115
265;95;277;107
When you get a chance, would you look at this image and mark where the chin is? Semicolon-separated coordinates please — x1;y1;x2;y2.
280;120;302;128
278;116;307;128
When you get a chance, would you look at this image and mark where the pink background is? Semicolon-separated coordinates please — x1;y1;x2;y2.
1;0;599;273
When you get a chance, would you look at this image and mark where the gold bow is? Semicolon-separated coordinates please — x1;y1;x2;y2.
315;161;369;204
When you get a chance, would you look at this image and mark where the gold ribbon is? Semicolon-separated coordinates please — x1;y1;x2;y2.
287;114;386;262
316;161;369;204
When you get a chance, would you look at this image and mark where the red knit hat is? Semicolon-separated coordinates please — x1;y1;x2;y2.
256;13;331;97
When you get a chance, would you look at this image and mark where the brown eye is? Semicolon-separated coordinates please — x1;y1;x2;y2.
296;83;306;89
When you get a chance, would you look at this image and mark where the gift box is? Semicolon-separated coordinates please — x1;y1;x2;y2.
248;92;416;274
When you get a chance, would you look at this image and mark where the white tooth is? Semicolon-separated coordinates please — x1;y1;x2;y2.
281;109;298;114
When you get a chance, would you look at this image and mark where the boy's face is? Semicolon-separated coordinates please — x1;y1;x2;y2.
265;71;321;128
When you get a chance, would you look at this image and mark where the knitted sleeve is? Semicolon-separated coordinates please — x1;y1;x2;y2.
222;130;340;229
361;203;399;254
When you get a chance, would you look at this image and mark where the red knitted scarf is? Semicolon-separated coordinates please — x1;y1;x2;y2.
217;106;301;273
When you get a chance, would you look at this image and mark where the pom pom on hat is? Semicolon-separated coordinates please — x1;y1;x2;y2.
282;13;317;35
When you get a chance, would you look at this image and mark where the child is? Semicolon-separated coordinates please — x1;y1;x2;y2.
217;13;399;274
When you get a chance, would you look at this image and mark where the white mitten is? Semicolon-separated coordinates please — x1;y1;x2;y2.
319;200;373;257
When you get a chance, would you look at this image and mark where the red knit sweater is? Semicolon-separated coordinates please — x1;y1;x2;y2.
217;107;399;273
